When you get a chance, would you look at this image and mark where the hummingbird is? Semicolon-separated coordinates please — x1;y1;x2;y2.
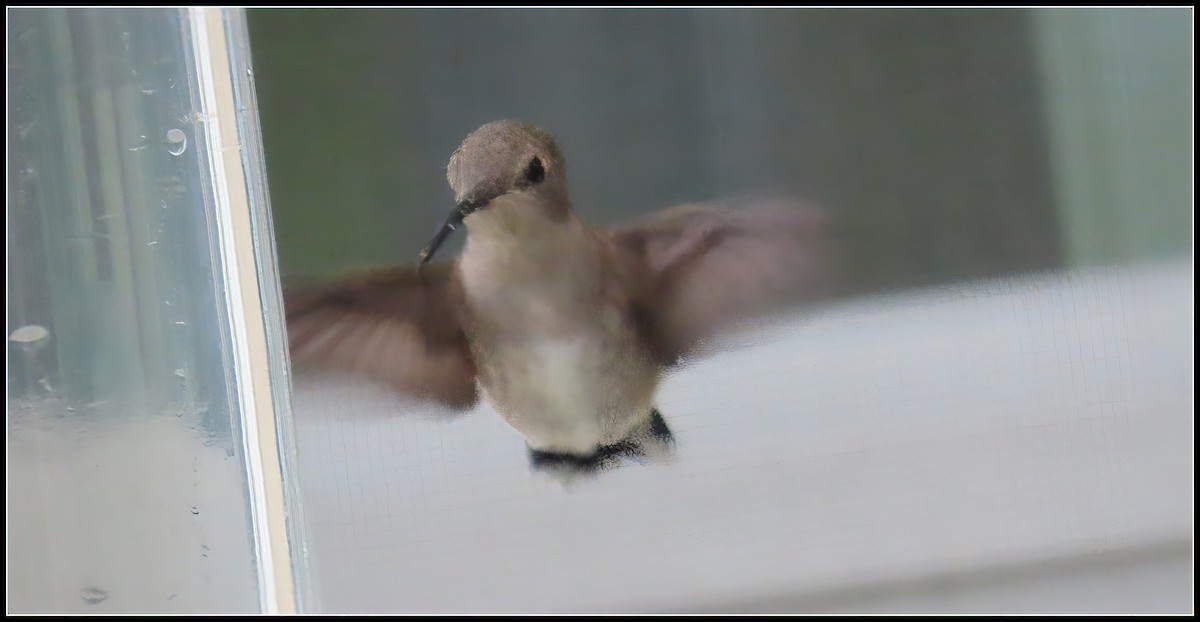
284;120;832;477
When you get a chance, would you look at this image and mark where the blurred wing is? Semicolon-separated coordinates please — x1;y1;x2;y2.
284;261;479;409
606;196;833;366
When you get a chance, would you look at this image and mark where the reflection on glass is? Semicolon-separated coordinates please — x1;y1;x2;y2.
8;8;263;613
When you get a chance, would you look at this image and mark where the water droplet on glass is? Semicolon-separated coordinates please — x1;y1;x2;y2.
81;587;108;605
10;325;49;343
165;129;187;156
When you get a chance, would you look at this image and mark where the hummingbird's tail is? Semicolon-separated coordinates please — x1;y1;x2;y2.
527;408;677;482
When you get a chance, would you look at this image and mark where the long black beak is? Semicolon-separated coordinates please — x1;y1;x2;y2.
418;194;488;265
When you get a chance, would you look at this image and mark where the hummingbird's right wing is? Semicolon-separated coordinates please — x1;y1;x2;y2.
283;260;479;409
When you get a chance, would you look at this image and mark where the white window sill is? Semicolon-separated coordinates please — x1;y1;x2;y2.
289;259;1191;614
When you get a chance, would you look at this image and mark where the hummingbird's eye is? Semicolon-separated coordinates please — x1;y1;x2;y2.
522;156;545;186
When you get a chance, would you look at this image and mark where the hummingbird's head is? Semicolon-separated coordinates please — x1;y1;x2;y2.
421;120;569;265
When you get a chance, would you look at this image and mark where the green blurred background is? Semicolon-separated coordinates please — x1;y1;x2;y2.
246;8;1191;295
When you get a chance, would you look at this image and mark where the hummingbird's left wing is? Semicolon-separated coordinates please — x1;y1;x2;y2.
605;196;835;368
283;260;479;409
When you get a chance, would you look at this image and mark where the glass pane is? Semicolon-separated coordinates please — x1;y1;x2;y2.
248;8;1191;613
8;8;266;613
